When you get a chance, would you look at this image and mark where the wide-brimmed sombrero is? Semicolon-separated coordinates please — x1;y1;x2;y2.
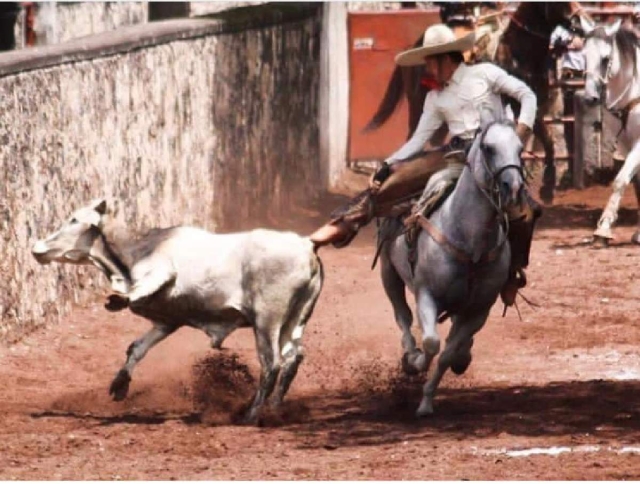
395;24;476;67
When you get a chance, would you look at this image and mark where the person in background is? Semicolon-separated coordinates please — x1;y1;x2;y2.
550;24;585;178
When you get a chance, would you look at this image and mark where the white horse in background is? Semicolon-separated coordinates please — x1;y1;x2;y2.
581;17;640;246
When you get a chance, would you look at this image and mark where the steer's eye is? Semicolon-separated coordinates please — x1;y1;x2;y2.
69;217;78;224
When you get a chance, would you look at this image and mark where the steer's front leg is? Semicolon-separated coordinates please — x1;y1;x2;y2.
109;324;175;401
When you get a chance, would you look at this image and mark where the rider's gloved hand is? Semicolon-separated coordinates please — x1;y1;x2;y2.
369;160;393;193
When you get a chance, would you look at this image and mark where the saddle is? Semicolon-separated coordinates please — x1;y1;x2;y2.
371;174;458;271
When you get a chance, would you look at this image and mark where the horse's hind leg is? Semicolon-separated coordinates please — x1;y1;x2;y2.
535;117;556;205
451;336;474;375
416;310;489;417
380;253;424;374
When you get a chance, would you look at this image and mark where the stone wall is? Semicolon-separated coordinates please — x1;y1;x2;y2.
0;4;323;341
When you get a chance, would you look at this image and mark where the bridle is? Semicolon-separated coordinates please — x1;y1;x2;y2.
584;31;637;114
585;32;615;88
468;122;525;216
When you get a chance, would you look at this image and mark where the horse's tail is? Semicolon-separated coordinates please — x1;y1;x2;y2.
363;34;424;133
362;64;405;133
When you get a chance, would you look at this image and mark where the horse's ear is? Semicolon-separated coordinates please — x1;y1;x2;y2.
580;15;595;35
604;18;622;37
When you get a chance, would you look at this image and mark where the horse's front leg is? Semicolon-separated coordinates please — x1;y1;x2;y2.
534;116;556;205
416;310;489;417
593;142;640;246
415;287;440;375
380;251;423;374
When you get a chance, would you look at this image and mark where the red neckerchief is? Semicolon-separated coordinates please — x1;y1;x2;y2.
421;76;442;90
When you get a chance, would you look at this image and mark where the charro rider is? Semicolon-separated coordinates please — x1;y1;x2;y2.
310;23;542;307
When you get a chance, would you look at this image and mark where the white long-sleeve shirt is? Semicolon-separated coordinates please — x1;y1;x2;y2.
387;62;537;163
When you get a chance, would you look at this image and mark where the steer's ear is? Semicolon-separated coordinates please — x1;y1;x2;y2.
90;198;108;216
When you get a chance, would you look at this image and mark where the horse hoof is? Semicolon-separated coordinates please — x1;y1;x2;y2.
451;353;472;375
422;336;440;358
401;350;425;375
631;232;640;245
591;236;610;249
416;398;434;418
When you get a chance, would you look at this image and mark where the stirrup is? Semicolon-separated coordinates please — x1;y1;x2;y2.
500;268;526;309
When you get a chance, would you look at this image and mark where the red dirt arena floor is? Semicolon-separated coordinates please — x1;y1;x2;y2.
1;174;640;480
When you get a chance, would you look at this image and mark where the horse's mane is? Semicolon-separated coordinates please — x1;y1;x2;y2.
615;28;640;72
467;113;516;171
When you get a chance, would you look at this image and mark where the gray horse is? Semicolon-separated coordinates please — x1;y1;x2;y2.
379;109;525;416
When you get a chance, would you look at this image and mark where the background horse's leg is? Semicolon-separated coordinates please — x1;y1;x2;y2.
380;250;424;374
632;173;640;245
416;310;489;417
534;116;556;204
594;143;640;246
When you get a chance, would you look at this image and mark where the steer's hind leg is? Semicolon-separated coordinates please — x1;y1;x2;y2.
110;324;175;401
380;252;423;374
272;271;324;407
244;324;282;424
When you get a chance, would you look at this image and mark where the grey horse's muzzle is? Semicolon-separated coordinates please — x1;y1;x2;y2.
495;165;524;208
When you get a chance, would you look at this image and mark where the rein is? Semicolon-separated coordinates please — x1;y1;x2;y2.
415;214;505;266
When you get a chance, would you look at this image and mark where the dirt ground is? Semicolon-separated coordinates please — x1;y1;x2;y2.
1;173;640;480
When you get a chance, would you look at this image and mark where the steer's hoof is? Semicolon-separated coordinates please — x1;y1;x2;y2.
109;370;131;401
105;294;129;312
240;408;260;426
631;231;640;245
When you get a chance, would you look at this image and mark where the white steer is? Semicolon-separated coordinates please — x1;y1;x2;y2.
31;199;324;423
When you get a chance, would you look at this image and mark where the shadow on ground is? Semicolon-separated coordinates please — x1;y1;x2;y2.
30;376;640;450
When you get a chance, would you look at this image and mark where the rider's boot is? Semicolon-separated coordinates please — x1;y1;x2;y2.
500;192;542;307
309;189;374;248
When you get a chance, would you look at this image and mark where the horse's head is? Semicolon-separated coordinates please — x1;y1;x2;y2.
580;17;636;105
468;108;524;211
